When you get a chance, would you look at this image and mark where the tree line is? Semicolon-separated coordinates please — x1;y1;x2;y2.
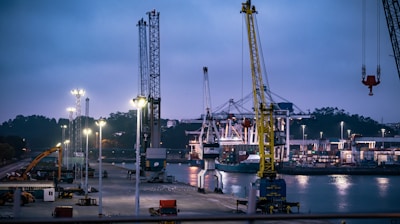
0;107;397;163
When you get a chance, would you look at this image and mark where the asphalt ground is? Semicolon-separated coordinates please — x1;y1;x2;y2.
0;162;334;223
0;162;245;216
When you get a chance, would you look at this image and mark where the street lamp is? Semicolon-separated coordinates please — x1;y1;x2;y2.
320;131;323;139
381;128;386;149
301;125;306;154
340;121;344;140
67;107;76;180
96;118;106;217
64;140;70;170
61;125;67;167
347;129;351;139
132;95;147;216
83;128;91;198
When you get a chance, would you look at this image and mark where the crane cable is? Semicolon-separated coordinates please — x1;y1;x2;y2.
362;0;381;81
241;12;244;116
362;0;366;80
254;14;274;105
376;0;381;80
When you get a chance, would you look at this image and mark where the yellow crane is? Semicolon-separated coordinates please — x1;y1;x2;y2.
241;0;275;181
241;0;299;213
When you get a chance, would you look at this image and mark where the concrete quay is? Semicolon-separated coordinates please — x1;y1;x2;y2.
0;162;333;223
1;163;244;217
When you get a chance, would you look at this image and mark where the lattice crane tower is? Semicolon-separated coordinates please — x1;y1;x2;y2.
382;0;400;80
66;107;75;169
137;18;150;151
137;18;149;98
147;9;161;148
71;89;85;153
241;0;276;180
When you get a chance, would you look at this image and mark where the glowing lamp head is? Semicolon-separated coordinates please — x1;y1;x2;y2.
96;118;106;127
83;128;92;136
71;89;85;96
67;107;76;112
131;95;147;109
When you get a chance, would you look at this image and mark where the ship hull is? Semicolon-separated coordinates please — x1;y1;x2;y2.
277;165;400;175
215;162;259;173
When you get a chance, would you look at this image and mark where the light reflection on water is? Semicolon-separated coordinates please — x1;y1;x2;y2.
329;175;352;212
120;162;400;218
330;175;352;196
166;163;200;186
295;175;309;190
375;177;389;197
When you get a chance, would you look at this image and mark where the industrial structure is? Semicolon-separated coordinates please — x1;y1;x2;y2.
137;9;165;173
241;0;298;213
7;146;63;182
382;0;400;80
66;107;75;170
197;67;223;193
137;17;150;154
147;10;162;150
71;89;85;154
362;0;400;95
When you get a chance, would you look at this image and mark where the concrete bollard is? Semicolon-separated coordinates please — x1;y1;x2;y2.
247;183;257;215
13;188;21;218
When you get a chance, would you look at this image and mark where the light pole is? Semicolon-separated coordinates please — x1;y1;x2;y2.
132;95;147;216
61;125;67;167
301;125;306;154
381;128;386;149
340;121;344;140
83;128;91;198
67;107;76;177
64;140;70;170
346;129;351;149
320;131;323;139
96;118;106;217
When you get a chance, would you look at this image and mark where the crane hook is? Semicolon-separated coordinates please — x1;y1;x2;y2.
362;75;380;96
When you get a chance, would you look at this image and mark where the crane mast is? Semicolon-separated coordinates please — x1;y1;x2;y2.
240;1;300;213
136;10;164;173
137;18;150;153
147;9;161;148
199;67;220;146
138;18;149;98
197;67;222;193
382;0;400;79
241;0;276;180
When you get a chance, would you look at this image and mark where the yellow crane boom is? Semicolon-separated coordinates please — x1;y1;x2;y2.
241;0;276;180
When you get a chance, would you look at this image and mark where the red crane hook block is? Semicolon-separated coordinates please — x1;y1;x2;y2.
362;75;380;96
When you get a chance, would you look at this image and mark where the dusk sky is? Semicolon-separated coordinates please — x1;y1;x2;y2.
1;0;399;124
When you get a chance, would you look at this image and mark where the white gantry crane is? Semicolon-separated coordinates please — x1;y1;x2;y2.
197;67;223;193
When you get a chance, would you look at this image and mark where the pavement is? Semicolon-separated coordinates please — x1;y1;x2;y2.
0;162;334;223
0;162;245;217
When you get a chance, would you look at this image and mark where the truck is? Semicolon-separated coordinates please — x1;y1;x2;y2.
149;200;179;224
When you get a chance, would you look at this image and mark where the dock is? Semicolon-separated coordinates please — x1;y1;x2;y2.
0;162;246;219
1;162;389;223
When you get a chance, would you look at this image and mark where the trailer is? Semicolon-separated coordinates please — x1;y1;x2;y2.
149;200;179;224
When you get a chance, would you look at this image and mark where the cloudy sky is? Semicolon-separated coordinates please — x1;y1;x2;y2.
1;0;399;124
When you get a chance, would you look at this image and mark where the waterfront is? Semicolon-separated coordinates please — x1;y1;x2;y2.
120;162;400;223
1;161;398;223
